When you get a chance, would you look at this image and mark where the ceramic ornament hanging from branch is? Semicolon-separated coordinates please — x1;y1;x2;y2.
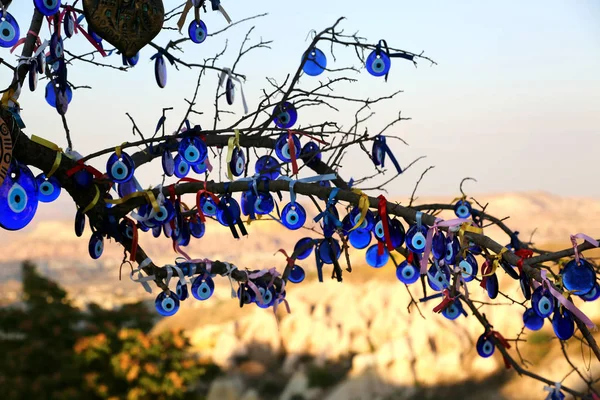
0;117;13;188
82;0;164;58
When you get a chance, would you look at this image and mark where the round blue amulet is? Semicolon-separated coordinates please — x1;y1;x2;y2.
442;300;463;321
0;12;20;48
229;147;245;177
255;155;280;179
106;151;135;183
349;229;372;249
396;260;419;284
288;265;305;284
580;283;600;302
561;258;596;295
365;49;391;77
0;163;39;231
454;199;472;218
281;202;306;230
34;0;61;17
318;239;341;264
45;81;73;108
366;244;389;268
188;19;208;44
294;237;314;260
456;253;478;282
522;308;544;331
178;137;207;166
155;55;167;88
302;47;327;76
272;102;298;129
476;333;495;358
88;232;104;260
486;273;499;299
176;281;189;301
155;291;180;316
36;173;61;203
162;151;175;176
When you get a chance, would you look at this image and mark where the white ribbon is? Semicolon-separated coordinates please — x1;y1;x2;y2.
223;262;238;298
218;68;248;114
130;258;155;293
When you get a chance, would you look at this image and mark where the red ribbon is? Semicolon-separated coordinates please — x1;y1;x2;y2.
432;289;455;313
123;217;138;262
65;160;104;179
377;195;395;255
277;249;295;268
479;260;492;289
10;30;42;54
287;130;299;175
183;179;220;223
288;129;329;146
406;251;414;265
514;249;533;274
485;330;512;369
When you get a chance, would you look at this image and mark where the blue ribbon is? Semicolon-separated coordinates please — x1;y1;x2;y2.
374;135;402;175
280;173;337;205
150;48;176;66
313;187;342;229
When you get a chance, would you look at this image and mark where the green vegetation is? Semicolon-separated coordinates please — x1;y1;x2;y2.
0;262;219;400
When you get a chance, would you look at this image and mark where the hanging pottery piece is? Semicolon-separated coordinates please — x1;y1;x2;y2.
82;0;165;58
302;47;327;76
188;19;207;44
0;117;14;189
0;162;38;231
34;0;62;17
0;11;20;48
272;102;298;129
36;173;61;203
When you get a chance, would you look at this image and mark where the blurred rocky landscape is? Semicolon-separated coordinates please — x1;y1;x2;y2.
1;191;600;399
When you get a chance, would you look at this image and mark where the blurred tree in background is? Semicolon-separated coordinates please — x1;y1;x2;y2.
0;262;219;399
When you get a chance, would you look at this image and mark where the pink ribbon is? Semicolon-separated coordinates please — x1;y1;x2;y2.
10;30;42;54
420;217;470;274
538;269;596;329
570;233;599;265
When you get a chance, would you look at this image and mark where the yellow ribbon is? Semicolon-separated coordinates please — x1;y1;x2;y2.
115;142;128;158
105;190;160;213
246;214;263;225
47;152;62;178
491;247;508;274
349;189;370;231
226;129;241;181
1;87;19;108
82;185;101;214
457;222;484;257
30;135;63;178
451;195;467;204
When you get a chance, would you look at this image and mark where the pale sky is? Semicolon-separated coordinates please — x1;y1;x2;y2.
2;0;600;209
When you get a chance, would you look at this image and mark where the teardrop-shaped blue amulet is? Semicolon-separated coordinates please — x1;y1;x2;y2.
88;232;104;259
318;239;341;264
256;285;276;309
396;260;419;284
225;77;235;105
229;147;245;177
476;333;495;358
349;229;371;249
561;258;596;295
191;275;215;301
0;12;20;48
552;308;575;340
255;155;280;179
272;102;298;129
189;218;205;239
486;273;499;299
294;237;314;260
200;195;218;216
405;224;428;253
148;201;175;226
176;281;189;301
74;209;85;237
366;244;389;268
254;191;275;215
275;132;301;163
365;49;391;77
288;265;306;284
580;283;600;302
519;273;531;300
106;151;135;183
238;284;256;304
162;151;175;176
0;163;39;231
371;136;386;166
442;300;463;321
29;62;38;92
302;47;327;76
300;142;321;167
34;0;61;16
50;33;63;59
281;202;306;230
444;236;461;265
155;55;167;88
155;291;180;316
457;253;478;282
188;19;208;44
431;231;446;260
178;137;207;166
63;13;75;38
117;179;138;198
192;159;208;174
531;286;555;318
523;308;544;331
35;173;61;203
174;154;190;178
427;262;451;292
389;218;406;248
454;199;472;219
123;53;140;67
217;196;241;226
